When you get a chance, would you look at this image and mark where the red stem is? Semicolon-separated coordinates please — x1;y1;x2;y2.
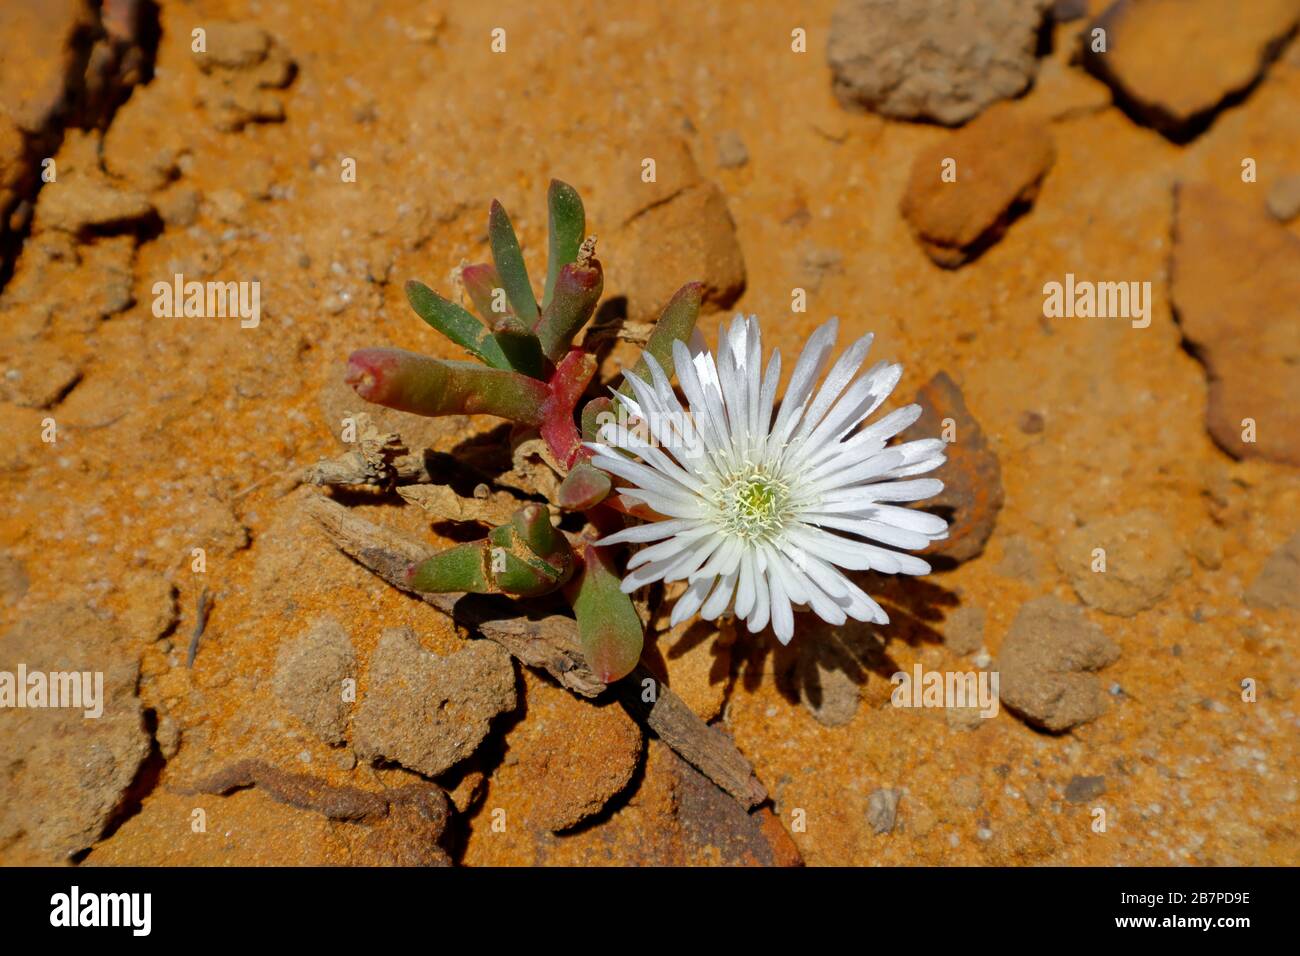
540;348;596;468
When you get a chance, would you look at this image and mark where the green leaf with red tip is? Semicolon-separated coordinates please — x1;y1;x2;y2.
619;281;704;396
460;262;505;324
556;462;612;510
536;249;603;360
543;180;585;309
566;543;644;682
405;280;513;370
347;347;549;425
488;200;539;323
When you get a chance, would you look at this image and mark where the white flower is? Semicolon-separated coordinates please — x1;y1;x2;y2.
587;315;949;644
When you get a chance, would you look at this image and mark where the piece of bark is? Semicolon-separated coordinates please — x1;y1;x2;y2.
303;416;409;487
397;483;524;526
303;413;492;489
304;444;440;488
620;668;767;808
303;494;767;809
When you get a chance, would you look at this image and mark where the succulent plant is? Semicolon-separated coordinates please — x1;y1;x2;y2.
346;181;703;682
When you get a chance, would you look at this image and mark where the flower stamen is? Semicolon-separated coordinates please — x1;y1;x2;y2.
712;467;790;542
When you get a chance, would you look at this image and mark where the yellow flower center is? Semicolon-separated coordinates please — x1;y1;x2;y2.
715;469;790;542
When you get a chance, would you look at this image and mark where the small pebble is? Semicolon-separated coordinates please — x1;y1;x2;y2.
1018;410;1045;434
1266;174;1300;223
715;129;749;169
1064;774;1105;804
866;788;902;834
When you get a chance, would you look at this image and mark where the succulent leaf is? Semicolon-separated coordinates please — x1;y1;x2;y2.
618;281;704;396
407;541;493;593
460;262;505;324
486;504;574;596
490;313;545;379
556;461;612;510
543;179;585;309
404;279;513;370
488;200;539;323
536;243;603;361
581;397;615;443
567;543;644;682
347;347;549;424
406;504;574;597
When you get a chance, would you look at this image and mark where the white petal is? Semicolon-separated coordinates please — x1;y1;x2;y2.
783;559;847;626
861;504;949;536
806;515;934;551
587;451;696;501
673;339;731;468
834;575;890;625
791;332;873;444
882;455;947;480
767;568;795;644
764;548;809;606
856;478;944;502
619;554;679;591
597;518;701;546
700;570;739;620
755;350;780;450
689;535;744;582
670;577;713;626
626;524;718;570
616;487;707;519
660;532;724;582
734;549;758;619
771;319;838;442
785;525;930;576
746;564;771;633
